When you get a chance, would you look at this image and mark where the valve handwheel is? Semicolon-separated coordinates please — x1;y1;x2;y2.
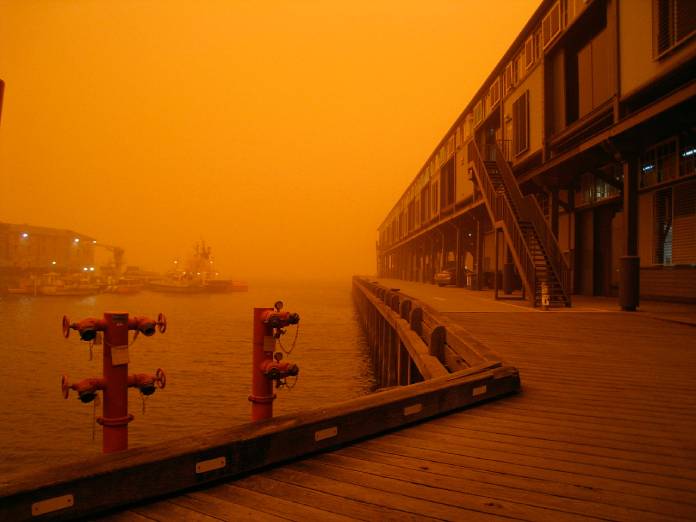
157;313;167;334
61;375;70;399
62;316;71;338
155;368;166;389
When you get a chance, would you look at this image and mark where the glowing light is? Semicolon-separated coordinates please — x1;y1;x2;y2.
51;260;57;265
642;164;654;172
83;267;88;271
21;232;29;239
682;148;696;157
73;238;80;243
173;260;178;264
89;267;95;272
92;240;97;244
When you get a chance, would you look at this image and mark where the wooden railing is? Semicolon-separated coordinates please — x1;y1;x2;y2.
470;141;537;302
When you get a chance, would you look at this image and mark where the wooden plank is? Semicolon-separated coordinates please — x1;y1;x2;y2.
335;446;694;520
359;438;696;507
0;366;519;520
170;492;286;522
288;460;594;522
205;482;356;521
235;473;432;522
132;500;223;521
312;452;675;522
266;464;512;522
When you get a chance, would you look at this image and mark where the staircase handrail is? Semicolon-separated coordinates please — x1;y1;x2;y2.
522;195;572;302
470;141;536;300
491;142;571;304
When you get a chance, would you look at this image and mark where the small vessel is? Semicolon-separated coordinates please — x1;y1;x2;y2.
148;242;248;294
104;277;144;295
38;273;99;296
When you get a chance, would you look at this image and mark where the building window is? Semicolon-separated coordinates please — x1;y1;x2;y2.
525;37;535;69
489;79;501;106
440;158;455;209
542;1;562;48
654;0;696;57
673;180;696;264
504;63;513;93
680;134;696;177
512;90;529;156
473;100;483;126
640;138;679;188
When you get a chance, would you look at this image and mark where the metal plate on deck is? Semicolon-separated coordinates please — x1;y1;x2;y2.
403;403;423;416
195;457;226;474
314;426;338;441
473;385;487;396
32;495;74;516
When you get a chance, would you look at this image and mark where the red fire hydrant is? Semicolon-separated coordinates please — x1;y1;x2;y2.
61;311;167;453
249;302;300;421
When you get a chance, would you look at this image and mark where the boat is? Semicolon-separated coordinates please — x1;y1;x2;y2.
148;242;248;294
37;273;99;296
103;277;144;294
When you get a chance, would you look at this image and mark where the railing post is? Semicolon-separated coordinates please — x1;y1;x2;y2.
410;307;423;336
400;299;411;320
429;325;446;363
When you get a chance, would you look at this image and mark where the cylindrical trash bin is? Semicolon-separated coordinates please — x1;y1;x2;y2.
619;255;640;311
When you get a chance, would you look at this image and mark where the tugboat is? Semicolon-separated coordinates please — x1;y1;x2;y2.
148;242;248;293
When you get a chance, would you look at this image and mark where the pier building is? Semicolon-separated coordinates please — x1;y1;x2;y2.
376;0;696;305
0;222;96;273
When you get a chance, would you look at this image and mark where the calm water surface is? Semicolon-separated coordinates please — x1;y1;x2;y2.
0;278;374;475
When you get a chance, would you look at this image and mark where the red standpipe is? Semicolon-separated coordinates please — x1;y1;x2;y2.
249;307;299;421
61;311;166;453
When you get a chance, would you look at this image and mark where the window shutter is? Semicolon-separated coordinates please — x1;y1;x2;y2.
672;180;696;264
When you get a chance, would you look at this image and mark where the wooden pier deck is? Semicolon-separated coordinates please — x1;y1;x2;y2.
104;280;696;521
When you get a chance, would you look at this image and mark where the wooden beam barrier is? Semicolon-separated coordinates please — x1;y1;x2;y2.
0;364;519;521
354;282;448;380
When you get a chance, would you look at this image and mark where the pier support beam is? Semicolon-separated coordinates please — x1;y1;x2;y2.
620;155;640;311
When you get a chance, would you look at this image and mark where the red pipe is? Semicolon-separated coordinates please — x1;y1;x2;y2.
249;308;299;421
62;311;167;453
249;307;275;421
99;311;131;453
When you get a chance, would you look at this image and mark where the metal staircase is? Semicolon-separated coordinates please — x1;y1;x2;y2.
471;141;571;307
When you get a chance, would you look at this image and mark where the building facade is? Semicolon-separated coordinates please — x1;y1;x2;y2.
0;222;96;273
377;0;696;305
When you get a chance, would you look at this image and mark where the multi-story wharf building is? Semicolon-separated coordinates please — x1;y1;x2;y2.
0;222;96;274
377;0;695;306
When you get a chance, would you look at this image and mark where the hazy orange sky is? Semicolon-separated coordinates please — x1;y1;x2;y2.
0;0;538;278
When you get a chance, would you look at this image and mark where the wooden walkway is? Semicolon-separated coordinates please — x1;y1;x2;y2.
104;282;696;521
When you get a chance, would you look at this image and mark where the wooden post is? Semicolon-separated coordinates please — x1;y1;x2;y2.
620;155;640;311
494;229;500;299
400;299;411;320
410;307;423;336
429;325;446;363
475;219;484;290
551;187;560;239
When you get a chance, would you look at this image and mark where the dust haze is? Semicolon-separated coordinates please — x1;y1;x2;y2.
0;0;538;279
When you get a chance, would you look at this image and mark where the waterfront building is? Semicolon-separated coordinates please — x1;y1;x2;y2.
0;222;96;273
376;0;696;305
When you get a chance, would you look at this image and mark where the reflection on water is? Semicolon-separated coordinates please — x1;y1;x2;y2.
0;278;374;475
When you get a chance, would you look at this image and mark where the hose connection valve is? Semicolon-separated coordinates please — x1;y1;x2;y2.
60;311;168;454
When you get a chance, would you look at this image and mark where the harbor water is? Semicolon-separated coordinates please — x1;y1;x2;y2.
0;278;375;476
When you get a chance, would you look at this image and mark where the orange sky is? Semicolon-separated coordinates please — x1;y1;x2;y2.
0;0;539;278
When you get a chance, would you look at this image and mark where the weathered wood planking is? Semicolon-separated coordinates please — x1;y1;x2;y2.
0;363;518;521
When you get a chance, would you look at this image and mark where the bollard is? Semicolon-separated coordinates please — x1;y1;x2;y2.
61;311;167;453
249;302;300;421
